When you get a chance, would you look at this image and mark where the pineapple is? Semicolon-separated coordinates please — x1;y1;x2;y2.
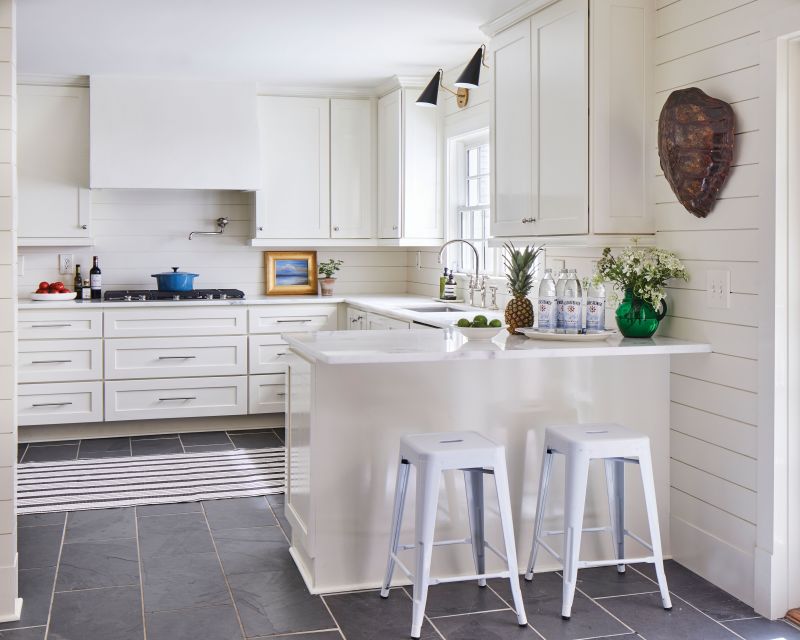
503;242;542;334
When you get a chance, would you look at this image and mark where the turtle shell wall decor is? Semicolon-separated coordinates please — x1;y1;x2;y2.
658;87;735;218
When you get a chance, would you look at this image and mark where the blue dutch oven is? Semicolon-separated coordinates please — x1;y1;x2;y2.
151;267;199;291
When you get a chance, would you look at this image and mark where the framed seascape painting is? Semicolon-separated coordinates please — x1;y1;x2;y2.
264;251;318;295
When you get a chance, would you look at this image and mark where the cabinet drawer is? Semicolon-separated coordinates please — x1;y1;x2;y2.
18;381;103;426
104;307;247;338
366;312;411;331
249;374;286;414
105;376;247;422
19;310;103;339
249;335;291;374
248;305;337;334
18;339;103;383
105;336;247;380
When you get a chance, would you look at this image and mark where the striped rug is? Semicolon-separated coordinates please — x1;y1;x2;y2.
16;446;285;514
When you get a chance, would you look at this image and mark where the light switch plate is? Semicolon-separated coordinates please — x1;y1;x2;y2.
59;253;73;275
707;269;730;309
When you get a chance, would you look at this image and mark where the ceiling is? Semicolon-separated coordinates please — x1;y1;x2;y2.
17;0;519;88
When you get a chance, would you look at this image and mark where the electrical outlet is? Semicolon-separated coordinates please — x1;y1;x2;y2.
707;269;730;309
59;253;73;275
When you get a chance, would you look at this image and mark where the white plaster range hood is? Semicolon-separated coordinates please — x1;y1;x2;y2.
89;75;261;190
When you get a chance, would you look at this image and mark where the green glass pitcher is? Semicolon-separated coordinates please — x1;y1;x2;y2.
615;289;667;338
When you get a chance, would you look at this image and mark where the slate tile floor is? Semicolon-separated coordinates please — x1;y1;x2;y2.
8;431;800;639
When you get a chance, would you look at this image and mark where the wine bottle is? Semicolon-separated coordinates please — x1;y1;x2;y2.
90;256;102;300
73;264;83;298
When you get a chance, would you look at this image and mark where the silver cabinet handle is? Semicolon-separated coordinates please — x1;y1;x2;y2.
80;224;88;230
276;392;286;397
521;217;536;223
158;355;197;360
276;319;312;324
31;323;72;328
158;396;196;401
32;401;72;407
30;359;72;364
276;352;288;357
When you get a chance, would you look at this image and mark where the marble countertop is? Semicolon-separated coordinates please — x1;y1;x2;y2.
282;329;711;365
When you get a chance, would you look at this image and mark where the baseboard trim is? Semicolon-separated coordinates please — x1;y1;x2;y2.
0;598;23;623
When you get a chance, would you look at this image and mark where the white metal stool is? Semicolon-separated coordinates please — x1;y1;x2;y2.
381;431;528;639
524;423;672;619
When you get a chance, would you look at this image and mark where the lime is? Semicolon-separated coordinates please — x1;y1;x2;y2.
488;319;502;328
472;315;488;327
456;318;471;327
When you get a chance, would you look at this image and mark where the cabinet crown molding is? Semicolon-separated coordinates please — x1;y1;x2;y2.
374;75;429;98
480;0;561;37
18;73;90;87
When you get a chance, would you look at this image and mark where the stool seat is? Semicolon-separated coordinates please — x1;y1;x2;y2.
545;423;648;458
400;431;502;468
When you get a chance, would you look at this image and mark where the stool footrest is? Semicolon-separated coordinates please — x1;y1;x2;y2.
543;526;611;537
432;571;510;586
577;556;655;569
398;537;470;551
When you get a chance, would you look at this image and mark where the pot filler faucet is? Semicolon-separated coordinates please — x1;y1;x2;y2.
437;239;483;307
188;217;229;240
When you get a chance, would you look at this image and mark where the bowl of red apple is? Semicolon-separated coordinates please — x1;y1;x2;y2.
31;281;77;301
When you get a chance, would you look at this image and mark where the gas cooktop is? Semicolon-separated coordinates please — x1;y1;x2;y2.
104;289;246;302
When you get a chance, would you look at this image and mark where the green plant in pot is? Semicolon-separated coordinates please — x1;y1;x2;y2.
595;245;688;338
318;259;343;296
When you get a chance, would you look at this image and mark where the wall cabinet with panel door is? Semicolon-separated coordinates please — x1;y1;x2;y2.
18;85;92;246
489;0;652;240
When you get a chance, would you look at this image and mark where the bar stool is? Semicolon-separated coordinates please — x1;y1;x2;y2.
525;423;672;619
381;431;527;639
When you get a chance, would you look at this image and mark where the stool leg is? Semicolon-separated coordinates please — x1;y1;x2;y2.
493;453;528;626
525;449;554;581
604;459;626;574
411;462;440;639
463;469;487;587
381;458;411;598
562;452;590;620
638;449;672;610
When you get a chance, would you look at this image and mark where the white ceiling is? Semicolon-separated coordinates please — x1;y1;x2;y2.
17;0;519;88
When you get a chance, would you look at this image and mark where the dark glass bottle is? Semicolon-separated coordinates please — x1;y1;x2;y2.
90;256;101;300
73;264;83;298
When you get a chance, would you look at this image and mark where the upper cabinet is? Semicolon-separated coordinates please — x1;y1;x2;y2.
90;76;260;190
377;87;442;244
489;0;652;240
18;85;92;246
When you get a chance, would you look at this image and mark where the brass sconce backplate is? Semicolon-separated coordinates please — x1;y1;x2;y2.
456;88;469;108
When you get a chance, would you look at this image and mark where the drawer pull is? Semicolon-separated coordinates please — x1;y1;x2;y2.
30;359;73;364
276;319;313;324
276;352;288;357
31;323;72;328
157;355;198;360
158;396;197;402
276;392;287;397
31;401;73;407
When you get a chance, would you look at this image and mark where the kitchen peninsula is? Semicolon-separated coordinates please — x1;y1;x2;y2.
282;329;710;594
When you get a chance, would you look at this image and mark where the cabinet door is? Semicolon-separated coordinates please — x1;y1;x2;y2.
18;85;91;242
331;99;375;239
378;89;402;238
257;97;330;238
366;312;410;331
530;0;589;236
490;20;534;237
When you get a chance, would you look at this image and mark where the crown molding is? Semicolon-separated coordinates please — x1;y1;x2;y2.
256;84;376;99
480;0;560;37
17;73;89;87
374;75;429;98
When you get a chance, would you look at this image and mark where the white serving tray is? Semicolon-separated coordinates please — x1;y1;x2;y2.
519;328;617;342
30;291;78;301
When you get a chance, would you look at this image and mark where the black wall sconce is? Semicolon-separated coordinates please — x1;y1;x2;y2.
416;45;488;109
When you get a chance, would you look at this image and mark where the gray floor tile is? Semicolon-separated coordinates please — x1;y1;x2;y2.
0;627;47;639
65;508;135;543
17;524;63;569
576;565;661;598
136;502;203;517
228;431;283;450
21;444;78;463
180;431;233;446
490;572;630;640
184;443;237;453
404;582;507;618
77;437;131;459
146;603;243;640
229;568;334;637
266;494;290;538
56;538;139;591
600;591;738;639
724;617;800;639
48;585;143;640
141;551;231;613
18;512;66;528
324;589;440;640
203;496;277;530
432;610;539;639
214;525;291;576
635;561;756;621
131;437;183;456
137;512;215;557
0;567;56;631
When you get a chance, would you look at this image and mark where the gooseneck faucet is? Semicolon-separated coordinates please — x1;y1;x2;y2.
437;239;481;305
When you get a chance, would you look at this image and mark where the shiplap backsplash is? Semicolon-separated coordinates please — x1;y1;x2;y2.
18;189;408;296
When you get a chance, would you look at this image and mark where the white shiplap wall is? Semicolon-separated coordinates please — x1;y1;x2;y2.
653;0;793;607
18;190;408;297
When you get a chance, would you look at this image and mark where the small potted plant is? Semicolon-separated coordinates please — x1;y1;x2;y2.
595;245;688;338
318;259;343;296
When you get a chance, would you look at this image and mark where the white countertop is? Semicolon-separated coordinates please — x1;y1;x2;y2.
283;329;711;364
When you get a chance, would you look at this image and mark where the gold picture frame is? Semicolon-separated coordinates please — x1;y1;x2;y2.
264;251;318;296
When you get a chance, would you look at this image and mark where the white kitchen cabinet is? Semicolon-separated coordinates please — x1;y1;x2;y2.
331;99;375;239
366;311;410;331
18;381;103;426
248;334;291;375
18;310;103;340
248;305;337;334
18;339;102;384
255;97;331;239
18;85;92;245
346;306;367;330
249;374;287;414
104;307;247;338
377;87;442;243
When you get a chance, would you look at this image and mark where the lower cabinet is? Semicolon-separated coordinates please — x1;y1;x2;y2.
104;376;248;422
18;381;103;426
365;311;411;330
346;306;367;330
18;339;103;383
249;374;287;414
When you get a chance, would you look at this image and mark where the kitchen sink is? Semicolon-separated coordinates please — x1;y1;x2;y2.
403;306;464;313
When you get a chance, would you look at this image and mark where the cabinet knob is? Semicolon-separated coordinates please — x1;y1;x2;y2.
333;226;340;232
392;225;398;230
80;224;88;230
257;226;263;231
521;217;536;224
